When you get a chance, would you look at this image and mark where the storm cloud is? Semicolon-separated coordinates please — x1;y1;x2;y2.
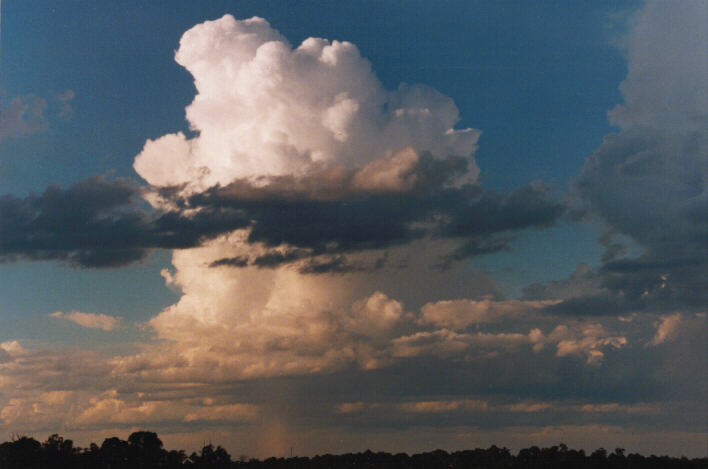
529;0;708;317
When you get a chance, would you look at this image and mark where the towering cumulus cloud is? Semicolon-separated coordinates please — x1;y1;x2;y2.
122;15;569;380
134;15;480;190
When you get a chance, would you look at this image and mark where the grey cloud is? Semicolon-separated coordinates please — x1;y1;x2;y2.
548;1;708;317
0;172;564;269
442;181;563;238
209;256;249;268
299;255;386;275
557;128;708;315
252;249;311;268
0;176;250;268
191;178;564;267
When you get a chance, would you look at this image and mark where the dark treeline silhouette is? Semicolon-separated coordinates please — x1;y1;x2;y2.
0;432;705;469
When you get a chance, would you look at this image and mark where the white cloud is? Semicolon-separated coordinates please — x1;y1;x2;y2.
128;14;486;382
134;14;479;193
50;311;121;331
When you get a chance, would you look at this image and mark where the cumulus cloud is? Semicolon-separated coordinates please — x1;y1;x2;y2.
538;0;708;318
26;13;555;386
49;311;122;331
607;1;707;131
0;15;566;272
134;15;480;191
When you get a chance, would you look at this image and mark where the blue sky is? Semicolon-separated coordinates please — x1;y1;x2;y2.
0;0;705;458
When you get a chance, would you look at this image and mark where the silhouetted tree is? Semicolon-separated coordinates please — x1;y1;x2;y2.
0;436;42;469
42;434;77;468
0;432;706;469
128;430;166;468
188;443;232;468
100;436;131;469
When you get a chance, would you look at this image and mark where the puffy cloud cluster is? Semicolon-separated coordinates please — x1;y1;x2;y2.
134;15;480;191
111;263;628;382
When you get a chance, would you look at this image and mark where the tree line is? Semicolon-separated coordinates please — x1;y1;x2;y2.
0;431;705;469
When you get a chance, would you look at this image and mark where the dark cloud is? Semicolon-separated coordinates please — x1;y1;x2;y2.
0;176;250;268
442;181;563;238
576;129;707;255
526;126;708;316
191;177;564;267
298;254;387;275
252;249;311;268
210;252;388;275
0;157;565;269
209;256;249;268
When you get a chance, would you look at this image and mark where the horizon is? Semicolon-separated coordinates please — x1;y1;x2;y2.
0;0;706;459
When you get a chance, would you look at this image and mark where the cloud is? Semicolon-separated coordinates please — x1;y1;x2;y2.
607;1;707;131
134;15;480;191
648;313;682;346
420;298;558;330
189;178;563;264
538;1;708;318
531;323;627;365
0;175;250;267
396;399;488;414
0;162;562;271
0;13;568;393
505;402;551;413
0;95;46;140
57;89;75;118
0;16;563;271
49;311;122;331
2;8;704;454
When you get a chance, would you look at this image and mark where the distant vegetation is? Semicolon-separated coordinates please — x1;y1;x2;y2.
0;431;705;468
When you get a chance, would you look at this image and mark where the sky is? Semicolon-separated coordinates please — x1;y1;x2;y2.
0;0;706;459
